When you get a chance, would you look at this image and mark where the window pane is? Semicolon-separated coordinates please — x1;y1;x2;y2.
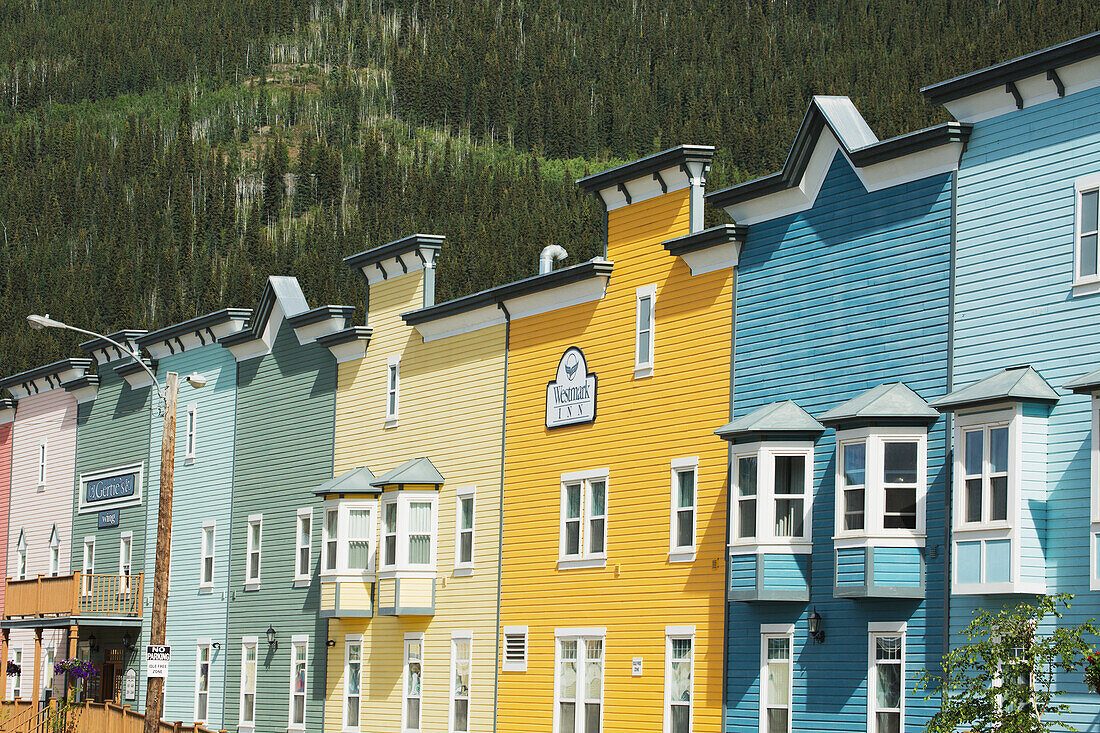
384;536;397;565
844;488;865;531
348;541;369;570
774;456;804;494
774;499;804;537
671;706;689;733
964;431;983;476
407;699;420;729
990;427;1009;475
876;635;902;660
876;711;900;733
677;511;693;548
566;485;582;519
588;519;605;554
454;640;470;693
461;497;474;530
460;532;473;564
767;660;789;704
250;522;260;546
767;637;790;660
638;330;650;364
584;703;601;733
409;536;430;565
589;482;605;516
349;509;370;537
678;471;694;509
299;516;311;545
739;499;756;538
384;504;396;533
346;697;359;726
883;442;917;484
767;709;788;733
409;502;432;532
884;488;917;529
966;478;982;523
566;522;580;555
843;443;866;486
560;703;576;733
1083;233;1099;277
990;476;1008;522
454;699;469;732
1082;190;1099;233
738;457;757;496
876;664;901;708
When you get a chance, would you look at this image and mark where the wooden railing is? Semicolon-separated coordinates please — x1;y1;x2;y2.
4;573;143;619
0;700;227;733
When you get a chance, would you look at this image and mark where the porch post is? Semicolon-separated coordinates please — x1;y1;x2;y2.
31;627;42;708
1;628;9;700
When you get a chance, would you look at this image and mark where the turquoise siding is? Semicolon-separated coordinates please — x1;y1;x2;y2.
146;345;237;728
224;321;334;732
727;153;952;733
71;365;153;705
836;548;865;587
762;554;810;591
872;547;921;588
1019;404;1049;587
950;83;1100;727
729;554;756;591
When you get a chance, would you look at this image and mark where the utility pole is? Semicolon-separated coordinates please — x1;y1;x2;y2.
143;371;177;733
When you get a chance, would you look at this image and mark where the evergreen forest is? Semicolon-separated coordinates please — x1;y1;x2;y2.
1;0;1098;375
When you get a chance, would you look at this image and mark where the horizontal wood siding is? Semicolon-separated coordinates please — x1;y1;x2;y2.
835;549;864;587
1018;407;1048;587
729;555;756;591
498;187;730;733
728;154;952;733
0;421;8;614
762;554;808;591
872;547;921;587
951;85;1100;726
226;320;334;733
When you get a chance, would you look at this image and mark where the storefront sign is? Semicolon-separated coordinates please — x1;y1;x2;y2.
97;509;121;528
78;464;143;513
146;646;171;678
546;347;597;428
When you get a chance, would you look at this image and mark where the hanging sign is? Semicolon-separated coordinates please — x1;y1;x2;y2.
78;464;143;513
546;347;597;428
146;646;171;678
97;510;121;529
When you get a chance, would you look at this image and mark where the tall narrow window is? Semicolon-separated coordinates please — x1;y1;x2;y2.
289;638;307;728
1077;179;1099;283
563;483;582;557
200;523;215;588
404;636;423;733
963;425;1009;524
324;508;339;572
37;441;47;486
451;636;471;733
386;356;400;425
737;456;757;539
559;472;609;564
295;509;312;581
347;508;371;571
194;643;211;723
456;493;475;569
12;649;23;700
635;285;656;376
671;463;697;553
16;530;27;580
186;405;197;460
48;526;59;577
119;532;132;594
588;481;606;555
240;639;258;726
81;537;95;596
555;634;604;733
773;456;805;538
842;442;866;531
246;516;262;585
408;502;432;566
762;633;792;733
344;637;362;731
870;633;904;733
383;502;397;568
883;442;918;529
666;631;694;733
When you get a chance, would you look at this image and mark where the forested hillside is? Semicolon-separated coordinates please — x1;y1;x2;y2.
1;0;1098;375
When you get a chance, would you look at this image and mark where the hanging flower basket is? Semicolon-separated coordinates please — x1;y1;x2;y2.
5;660;20;677
1084;654;1100;694
54;658;98;682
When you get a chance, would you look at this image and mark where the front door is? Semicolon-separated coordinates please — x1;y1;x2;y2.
102;649;124;702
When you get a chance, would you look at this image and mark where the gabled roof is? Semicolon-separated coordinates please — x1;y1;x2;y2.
705;96;970;225
314;466;379;496
1065;366;1100;395
0;358;94;399
370;457;445;489
576;145;713;212
930;365;1060;411
137;308;252;358
819;383;939;428
715;400;825;444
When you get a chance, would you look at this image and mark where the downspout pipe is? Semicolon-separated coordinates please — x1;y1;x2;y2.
538;246;568;275
492;299;511;733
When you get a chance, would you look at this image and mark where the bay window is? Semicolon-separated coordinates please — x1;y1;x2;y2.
962;424;1009;525
560;469;609;568
832;428;927;541
319;500;377;577
377;493;438;573
731;445;813;552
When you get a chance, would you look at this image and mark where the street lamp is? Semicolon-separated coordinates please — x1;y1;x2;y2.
27;314;195;733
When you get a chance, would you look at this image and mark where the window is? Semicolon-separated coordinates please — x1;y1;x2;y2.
503;626;528;672
883;442;918;529
386;355;401;426
404;635;423;733
325;507;339;573
289;637;307;728
185;405;197;461
16;530;26;580
119;532;132;594
344;637;363;732
347;507;372;571
379;495;437;571
834;430;927;540
37;441;46;487
319;502;374;575
1076;174;1100;286
451;634;471;733
246;515;262;586
194;642;211;723
456;490;475;570
732;448;812;551
670;459;698;558
870;633;904;733
773;456;805;537
81;537;95;596
841;442;866;531
761;629;792;733
409;502;433;566
295;509;312;582
48;526;59;577
240;638;258;727
12;648;23;700
963;425;1009;525
665;628;694;733
555;631;604;733
560;470;608;566
382;502;397;568
635;284;656;377
737;456;757;539
200;523;215;588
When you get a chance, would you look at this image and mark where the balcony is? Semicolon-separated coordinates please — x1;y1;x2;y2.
4;573;143;622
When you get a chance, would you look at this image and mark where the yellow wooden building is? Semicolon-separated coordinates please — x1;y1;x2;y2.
494;146;743;733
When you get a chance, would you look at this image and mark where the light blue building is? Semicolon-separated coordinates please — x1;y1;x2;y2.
921;30;1100;730
706;96;969;732
136;308;252;729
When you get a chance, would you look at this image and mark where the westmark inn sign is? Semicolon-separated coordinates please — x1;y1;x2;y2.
546;347;596;428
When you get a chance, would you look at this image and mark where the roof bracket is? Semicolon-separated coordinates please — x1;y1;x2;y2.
375;261;389;281
195;329;207;347
1046;68;1065;97
617;182;632;205
653;170;667;194
679;161;695;184
395;253;408;274
1006;81;1024;110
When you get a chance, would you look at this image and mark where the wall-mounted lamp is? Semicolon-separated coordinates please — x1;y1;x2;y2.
185;373;207;389
266;625;278;651
807;608;825;644
211;642;222;650
326;639;336;648
88;633;99;653
122;633;135;652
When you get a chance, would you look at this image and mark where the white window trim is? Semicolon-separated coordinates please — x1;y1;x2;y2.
119;531;133;594
16;529;27;581
634;284;657;378
377;492;438;576
454;487;476;575
552;628;606;733
381;498;398;571
200;521;216;591
730;441;815;554
294;508;313;586
81;536;95;596
185;404;198;462
239;636;259;731
759;626;794;733
502;626;528;672
867;627;906;733
664;626;696;733
449;632;472;733
319;499;378;579
245;514;262;589
194;641;212;724
832;426;927;546
48;526;59;577
343;634;364;733
1091;395;1100;590
37;440;47;489
386;354;401;428
403;632;425;733
558;468;609;569
670;457;699;561
1073;172;1100;294
288;635;308;730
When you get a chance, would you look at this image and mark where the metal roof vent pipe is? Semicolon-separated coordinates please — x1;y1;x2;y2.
539;245;568;275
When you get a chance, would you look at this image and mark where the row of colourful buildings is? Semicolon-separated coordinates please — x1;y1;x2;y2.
1;29;1100;733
